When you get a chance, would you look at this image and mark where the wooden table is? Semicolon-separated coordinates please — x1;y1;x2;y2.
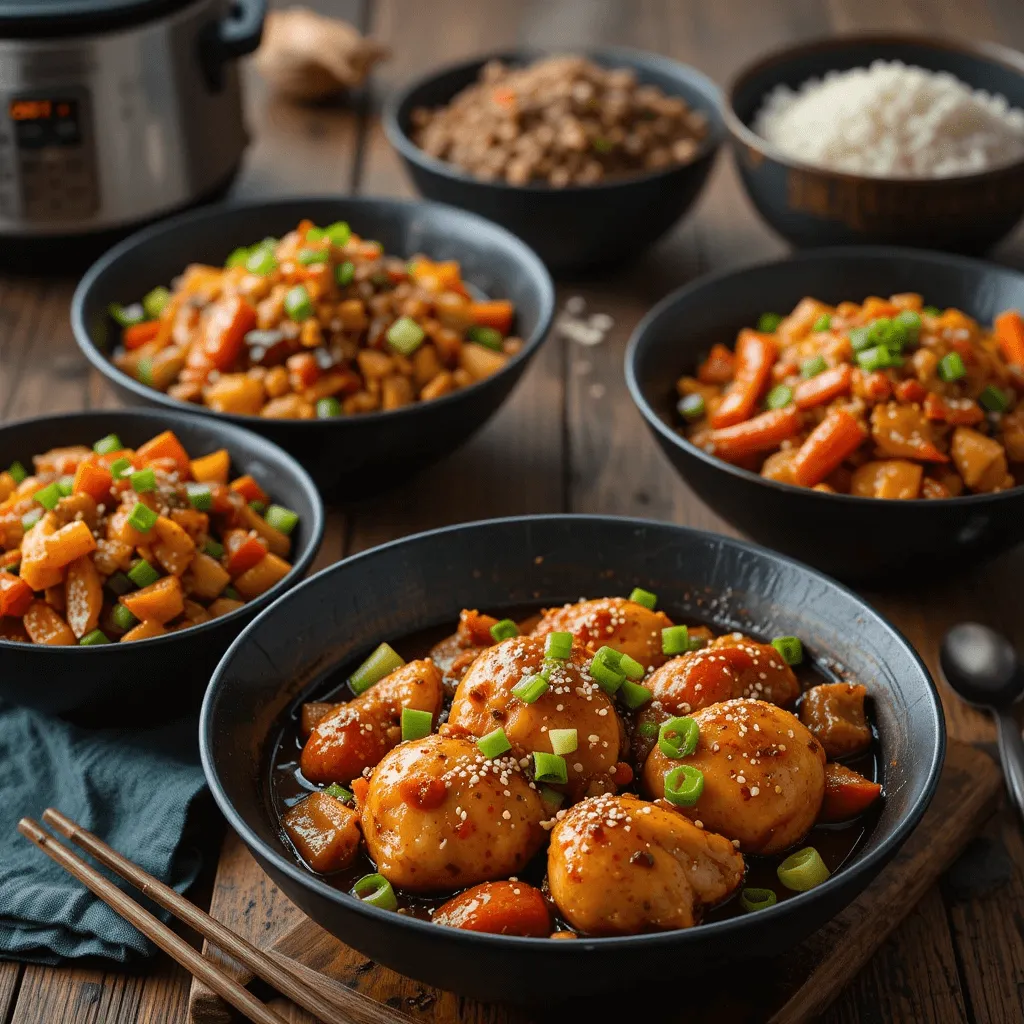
2;0;1024;1020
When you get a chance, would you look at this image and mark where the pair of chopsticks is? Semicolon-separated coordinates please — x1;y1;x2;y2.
19;809;407;1024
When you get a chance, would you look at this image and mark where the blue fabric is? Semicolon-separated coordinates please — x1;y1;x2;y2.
0;705;207;964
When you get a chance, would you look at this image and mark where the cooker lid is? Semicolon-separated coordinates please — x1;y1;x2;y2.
0;0;195;38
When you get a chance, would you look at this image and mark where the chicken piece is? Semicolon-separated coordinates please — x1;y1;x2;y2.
359;734;547;893
300;659;444;785
870;403;946;462
433;881;551;937
531;597;674;672
950;427;1011;492
448;636;625;800
642;698;826;854
799;683;872;759
547;793;744;936
282;790;361;874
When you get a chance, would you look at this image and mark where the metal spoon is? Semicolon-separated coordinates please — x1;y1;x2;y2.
940;623;1024;822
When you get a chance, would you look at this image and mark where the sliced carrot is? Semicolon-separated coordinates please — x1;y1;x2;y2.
232;552;291;600
189;448;230;485
151;516;197;576
697;343;737;385
237;503;290;557
858;370;892;403
0;570;33;617
169;507;209;541
895;379;927;404
207;596;244;618
467;300;513;334
819;763;883;822
123;320;161;350
72;459;113;502
64;554;102;639
186;550;231;601
995;309;1024;367
18;515;62;591
121;619;168;642
706;406;802;464
121;575;185;624
433;881;551;937
136;430;191;478
43;520;98;570
793;364;853;409
229;474;269;506
792;408;867;488
201;295;257;371
923;392;985;426
224;529;268;577
709;330;778;428
22;600;75;645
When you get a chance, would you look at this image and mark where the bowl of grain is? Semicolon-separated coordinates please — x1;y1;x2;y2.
726;34;1024;253
384;48;724;273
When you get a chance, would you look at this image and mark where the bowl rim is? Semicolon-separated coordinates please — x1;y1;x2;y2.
0;407;325;653
383;45;725;196
724;30;1024;186
200;512;945;955
70;195;556;430
625;243;1024;509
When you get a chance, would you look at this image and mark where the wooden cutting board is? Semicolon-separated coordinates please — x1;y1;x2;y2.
189;740;1001;1024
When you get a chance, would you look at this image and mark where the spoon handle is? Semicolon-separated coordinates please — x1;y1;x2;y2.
994;708;1024;823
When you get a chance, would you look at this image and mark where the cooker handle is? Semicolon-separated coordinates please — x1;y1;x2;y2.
201;0;267;90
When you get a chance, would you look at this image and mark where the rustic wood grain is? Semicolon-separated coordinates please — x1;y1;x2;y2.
0;962;21;1023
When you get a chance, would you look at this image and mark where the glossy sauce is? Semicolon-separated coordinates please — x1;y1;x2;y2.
268;608;883;930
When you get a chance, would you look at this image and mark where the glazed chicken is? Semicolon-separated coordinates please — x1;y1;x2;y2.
642;698;826;854
799;683;872;759
300;659;444;784
447;636;625;799
359;734;547;892
547;793;744;935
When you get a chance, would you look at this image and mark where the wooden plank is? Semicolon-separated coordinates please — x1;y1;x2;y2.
0;963;22;1024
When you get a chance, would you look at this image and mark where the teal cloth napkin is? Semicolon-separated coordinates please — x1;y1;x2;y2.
0;704;208;964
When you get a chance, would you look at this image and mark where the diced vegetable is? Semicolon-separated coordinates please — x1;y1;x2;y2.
707;406;802;463
709;330;778;429
792;409;867;488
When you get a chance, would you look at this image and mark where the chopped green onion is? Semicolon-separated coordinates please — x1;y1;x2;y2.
477;726;511;759
223;586;241;601
636;721;659;738
512;674;549;704
8;461;27;484
533;751;568;785
325;221;351;246
589;650;625;694
490;618;519;642
544;632;573;660
592;135;613;153
79;629;110;646
628;587;657;610
186;482;213;511
777;847;830;891
246;245;278;276
21;509;42;531
202;539;225;560
664;763;704;807
316;397;341;418
386;316;425;356
324;782;353;802
771;636;803;665
594;645;623;667
740;887;778;913
109;457;132;480
979;384;1011;413
33;482;61;510
677;393;705;421
56;475;74;497
894;309;921;345
757;312;783;333
765;385;793;410
112;603;139;631
130;467;156;493
225;246;250;268
548;728;578;755
305;226;326;242
847;326;873;352
467;325;503;350
109;302;145;327
265;504;299;536
143;286;171;319
618;679;652;709
800;355;827;379
662;625;690;656
811;314;832;333
923;305;942;317
352;873;397;911
127;502;158;533
335;261;355;287
137;357;154;387
349;642;405;695
938;352;966;382
106;572;134;596
618;653;645;680
127;558;160;588
296;247;328;265
856;345;899;372
401;707;433;742
93;434;122;455
249;500;267;516
658;716;699;759
539;784;564;811
284;285;314;321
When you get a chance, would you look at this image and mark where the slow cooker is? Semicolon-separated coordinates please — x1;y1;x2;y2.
0;0;264;249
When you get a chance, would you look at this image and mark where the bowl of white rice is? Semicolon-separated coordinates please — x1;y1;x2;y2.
725;34;1024;252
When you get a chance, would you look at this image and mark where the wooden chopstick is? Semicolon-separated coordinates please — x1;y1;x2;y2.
18;817;290;1024
37;807;371;1024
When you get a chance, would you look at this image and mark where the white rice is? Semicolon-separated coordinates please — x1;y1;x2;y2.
753;59;1024;178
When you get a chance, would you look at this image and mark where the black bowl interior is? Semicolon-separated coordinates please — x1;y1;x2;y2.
201;515;943;1001
0;409;324;718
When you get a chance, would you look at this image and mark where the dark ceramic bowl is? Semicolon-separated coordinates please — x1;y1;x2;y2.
0;409;323;718
726;34;1024;253
384;48;724;273
625;246;1024;584
200;515;944;1002
71;197;554;497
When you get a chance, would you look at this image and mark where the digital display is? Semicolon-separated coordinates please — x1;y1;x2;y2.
9;98;81;149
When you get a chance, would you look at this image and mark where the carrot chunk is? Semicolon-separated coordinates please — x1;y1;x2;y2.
706;406;802;463
22;600;76;645
0;570;33;618
72;460;113;502
792;408;868;488
819;763;882;822
434;881;552;937
121;575;185;624
123;320;162;350
136;430;191;478
794;364;853;409
709;330;778;428
43;520;98;570
189;448;230;485
121;619;168;642
64;555;102;638
229;475;269;506
224;529;268;577
467;300;513;334
696;343;735;385
995;309;1024;367
185;550;231;601
201;295;257;372
232;553;291;600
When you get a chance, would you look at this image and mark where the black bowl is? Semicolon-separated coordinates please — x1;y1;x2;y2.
726;34;1024;253
384;48;724;273
0;409;324;717
626;246;1024;584
200;514;944;1002
71;197;554;497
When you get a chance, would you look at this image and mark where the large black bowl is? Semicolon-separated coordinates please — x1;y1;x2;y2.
71;197;554;497
626;246;1024;584
200;515;944;1002
726;34;1024;253
384;48;724;273
0;409;324;717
